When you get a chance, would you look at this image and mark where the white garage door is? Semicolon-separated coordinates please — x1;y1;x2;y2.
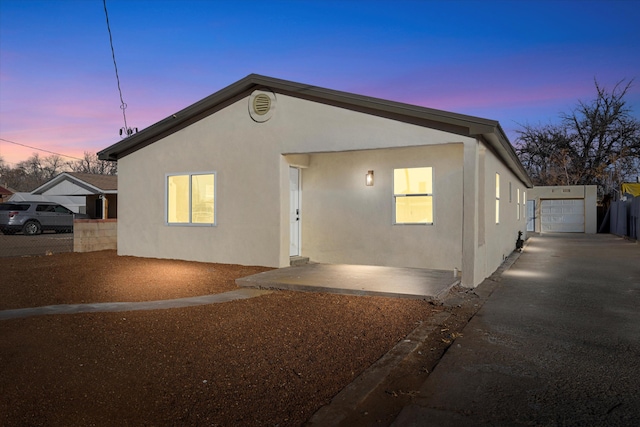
541;199;585;233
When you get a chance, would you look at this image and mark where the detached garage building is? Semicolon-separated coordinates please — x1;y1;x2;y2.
526;185;597;233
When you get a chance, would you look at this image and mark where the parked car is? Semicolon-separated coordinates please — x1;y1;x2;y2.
0;202;87;235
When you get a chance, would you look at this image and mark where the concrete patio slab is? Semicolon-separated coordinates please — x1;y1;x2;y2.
236;263;459;300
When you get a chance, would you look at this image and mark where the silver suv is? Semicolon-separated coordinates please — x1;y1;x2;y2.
0;202;85;235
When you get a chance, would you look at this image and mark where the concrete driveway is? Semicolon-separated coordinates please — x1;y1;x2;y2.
393;233;640;426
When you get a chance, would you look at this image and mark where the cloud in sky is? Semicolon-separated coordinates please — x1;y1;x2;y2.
1;0;639;166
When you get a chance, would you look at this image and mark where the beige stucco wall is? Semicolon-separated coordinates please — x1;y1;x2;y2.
116;91;529;286
301;144;463;270
459;139;529;286
480;144;528;280
117;92;473;268
528;185;598;233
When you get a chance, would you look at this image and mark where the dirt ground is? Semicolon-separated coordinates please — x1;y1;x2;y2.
0;250;486;426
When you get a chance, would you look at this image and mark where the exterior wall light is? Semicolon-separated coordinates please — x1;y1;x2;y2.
366;170;374;186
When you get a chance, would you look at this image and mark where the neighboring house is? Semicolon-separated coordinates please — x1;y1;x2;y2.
0;185;13;203
98;74;532;287
30;172;117;219
527;185;598;233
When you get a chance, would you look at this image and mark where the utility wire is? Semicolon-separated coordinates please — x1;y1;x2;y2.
103;0;131;135
0;138;84;161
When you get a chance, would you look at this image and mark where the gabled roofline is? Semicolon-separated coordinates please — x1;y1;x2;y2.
0;185;13;196
31;172;118;195
98;74;532;187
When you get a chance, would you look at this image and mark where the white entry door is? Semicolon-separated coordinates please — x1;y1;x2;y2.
289;167;300;256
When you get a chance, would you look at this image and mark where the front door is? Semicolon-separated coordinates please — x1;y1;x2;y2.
289;167;300;256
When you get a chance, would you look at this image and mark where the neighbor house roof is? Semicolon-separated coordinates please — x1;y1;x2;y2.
31;172;118;195
0;185;13;197
98;74;532;187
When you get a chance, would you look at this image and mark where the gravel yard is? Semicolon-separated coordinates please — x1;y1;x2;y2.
0;251;458;426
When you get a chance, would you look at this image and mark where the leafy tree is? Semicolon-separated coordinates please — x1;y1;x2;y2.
515;79;640;195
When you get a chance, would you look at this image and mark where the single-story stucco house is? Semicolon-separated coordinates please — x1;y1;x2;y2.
98;74;532;287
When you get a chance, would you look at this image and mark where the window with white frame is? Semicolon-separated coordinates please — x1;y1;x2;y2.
495;173;500;224
167;172;215;225
393;167;433;224
517;188;520;220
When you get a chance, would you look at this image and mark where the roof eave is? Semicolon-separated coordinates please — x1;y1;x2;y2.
97;74;532;187
478;125;533;188
98;74;502;161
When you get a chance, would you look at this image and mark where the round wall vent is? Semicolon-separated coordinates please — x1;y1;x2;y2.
252;94;271;115
249;90;276;122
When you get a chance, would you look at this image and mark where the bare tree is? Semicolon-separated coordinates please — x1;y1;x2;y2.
68;152;117;175
516;79;640;194
0;156;10;189
515;123;574;186
0;167;27;191
14;154;49;191
0;151;117;192
42;154;66;180
1;153;70;191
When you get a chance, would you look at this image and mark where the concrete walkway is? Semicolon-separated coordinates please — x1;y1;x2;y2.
2;263;459;321
392;233;640;426
237;263;459;300
0;288;272;320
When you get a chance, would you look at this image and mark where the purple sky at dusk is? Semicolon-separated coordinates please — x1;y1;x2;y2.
1;0;639;167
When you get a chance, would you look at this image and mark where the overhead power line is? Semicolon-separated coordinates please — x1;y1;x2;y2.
103;0;137;138
0;137;84;161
